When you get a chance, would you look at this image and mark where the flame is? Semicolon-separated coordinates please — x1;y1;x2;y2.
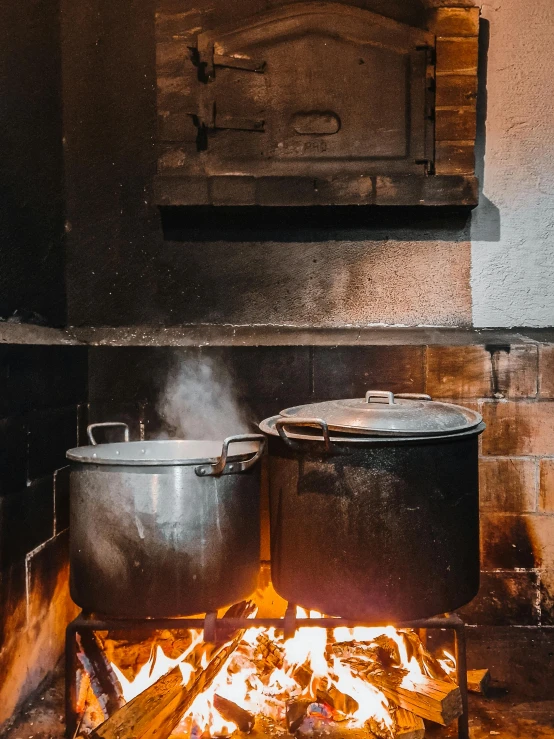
331;657;393;731
113;630;204;702
109;614;456;738
283;608;328;684
438;649;457;676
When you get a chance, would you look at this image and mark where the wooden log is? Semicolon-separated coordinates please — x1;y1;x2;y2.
286;699;311;733
395;708;425;739
253;631;285;673
398;630;454;683
213;695;255;733
370;674;462;726
91;633;242;739
332;640;397;666
316;682;359;716
467;669;491;696
89;602;254;739
291;663;313;690
77;631;125;717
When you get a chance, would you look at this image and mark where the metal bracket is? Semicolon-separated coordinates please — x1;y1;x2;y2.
214;52;266;74
283;602;297;640
196;38;266;81
204;611;218;644
193;98;265;134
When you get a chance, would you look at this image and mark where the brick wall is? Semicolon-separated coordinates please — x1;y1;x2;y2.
0;346;87;729
87;341;554;629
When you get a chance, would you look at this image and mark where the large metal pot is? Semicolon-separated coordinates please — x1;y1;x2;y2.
67;422;266;618
260;392;485;622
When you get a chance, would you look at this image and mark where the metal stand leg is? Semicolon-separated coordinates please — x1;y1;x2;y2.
452;615;469;739
65;618;80;738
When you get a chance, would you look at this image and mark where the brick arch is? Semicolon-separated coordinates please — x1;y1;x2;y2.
336;0;427;27
255;2;478;30
325;0;477;29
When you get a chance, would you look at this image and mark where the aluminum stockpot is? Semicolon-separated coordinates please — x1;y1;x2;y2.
260;391;485;622
67;422;266;618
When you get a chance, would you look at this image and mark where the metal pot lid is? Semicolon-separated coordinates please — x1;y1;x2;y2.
278;391;482;437
259;415;485;444
67;439;262;466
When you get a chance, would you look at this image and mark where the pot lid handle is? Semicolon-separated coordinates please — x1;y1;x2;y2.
195;434;266;477
365;391;395;405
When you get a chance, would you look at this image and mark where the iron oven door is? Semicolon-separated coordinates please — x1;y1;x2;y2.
166;2;435;182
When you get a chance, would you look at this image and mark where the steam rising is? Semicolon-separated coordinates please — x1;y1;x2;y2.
157;354;250;440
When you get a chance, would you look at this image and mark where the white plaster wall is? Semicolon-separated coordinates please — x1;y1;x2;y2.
471;0;554;327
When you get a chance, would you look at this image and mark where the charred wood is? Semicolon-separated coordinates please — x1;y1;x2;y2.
316;682;359;718
213;695;255;733
76;631;125;717
286;699;312;733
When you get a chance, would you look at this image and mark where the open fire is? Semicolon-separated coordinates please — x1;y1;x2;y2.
76;607;463;739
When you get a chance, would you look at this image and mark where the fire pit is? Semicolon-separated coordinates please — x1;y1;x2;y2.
65;605;470;739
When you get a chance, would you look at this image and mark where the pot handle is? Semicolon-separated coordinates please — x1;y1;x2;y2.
395;393;432;401
195;434;266;477
87;422;130;445
275;417;333;453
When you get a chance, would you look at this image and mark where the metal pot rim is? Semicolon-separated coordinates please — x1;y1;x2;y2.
67;438;262;466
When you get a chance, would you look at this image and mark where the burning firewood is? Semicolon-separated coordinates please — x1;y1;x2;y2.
286;699;312;733
370;674;462;726
398;631;453;683
252;631;285;673
394;708;425;739
316;682;359;718
213;695;256;733
332;635;462;727
87;602;256;739
467;668;490;695
365;716;395;739
82;603;472;739
76;631;125;717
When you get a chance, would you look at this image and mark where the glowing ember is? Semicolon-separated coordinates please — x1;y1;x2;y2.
109;611;457;739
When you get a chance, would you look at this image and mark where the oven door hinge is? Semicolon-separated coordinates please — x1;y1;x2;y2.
196;39;267;80
194;97;265;133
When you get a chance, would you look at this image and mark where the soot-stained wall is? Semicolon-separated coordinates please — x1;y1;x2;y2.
61;0;473;328
61;0;554;328
0;0;65;325
0;0;66;326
